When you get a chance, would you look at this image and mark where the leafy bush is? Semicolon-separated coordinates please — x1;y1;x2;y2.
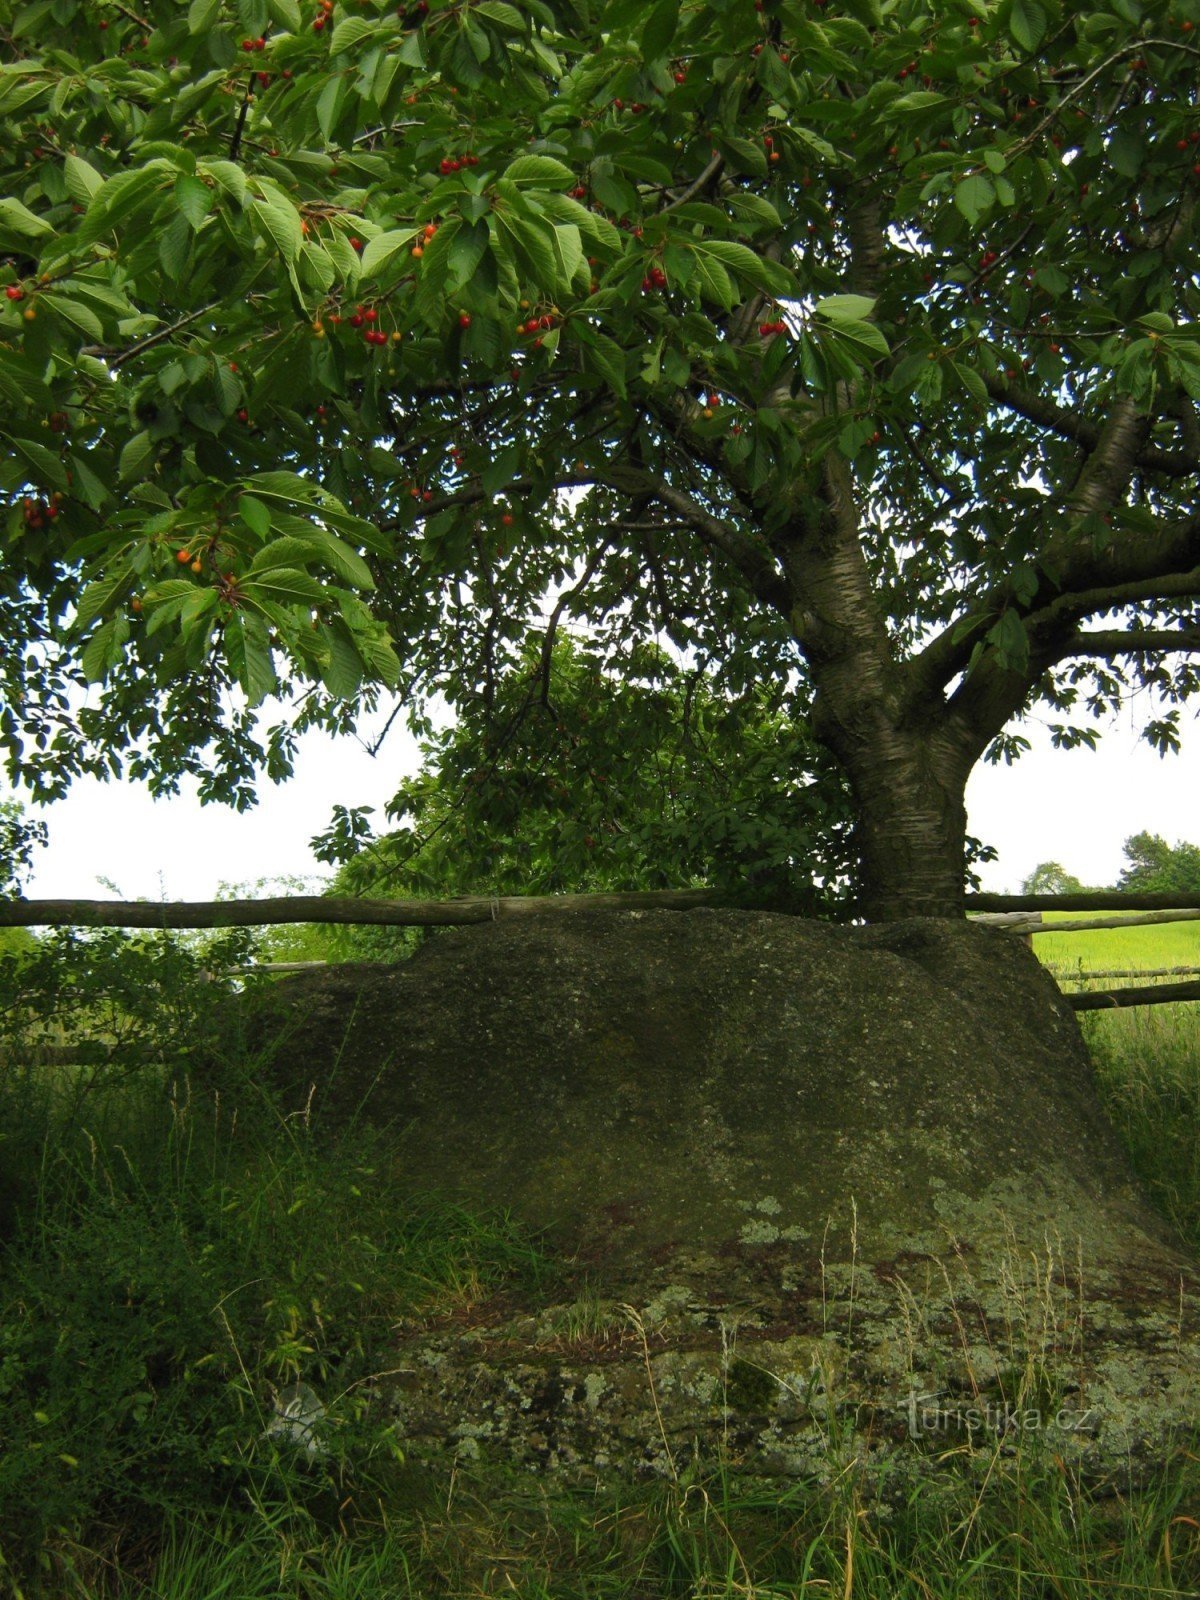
0;930;548;1584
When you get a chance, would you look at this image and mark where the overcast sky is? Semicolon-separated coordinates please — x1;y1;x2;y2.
7;693;1198;902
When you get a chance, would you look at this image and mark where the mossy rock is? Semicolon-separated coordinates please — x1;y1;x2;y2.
244;911;1200;1491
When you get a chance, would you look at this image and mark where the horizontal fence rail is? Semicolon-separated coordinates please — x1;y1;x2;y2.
3;889;1199;1011
1049;966;1200;982
1068;979;1200;1012
0;888;720;930
967;892;1200;912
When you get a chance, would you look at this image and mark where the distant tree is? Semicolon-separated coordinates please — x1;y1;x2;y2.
317;633;858;928
0;801;43;954
1118;832;1200;896
1021;862;1085;896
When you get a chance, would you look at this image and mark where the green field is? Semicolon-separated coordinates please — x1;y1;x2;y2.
1033;910;1200;974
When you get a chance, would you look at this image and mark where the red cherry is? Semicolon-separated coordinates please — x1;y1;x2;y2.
241;38;255;50
459;311;472;327
524;318;539;333
5;286;23;301
313;15;325;28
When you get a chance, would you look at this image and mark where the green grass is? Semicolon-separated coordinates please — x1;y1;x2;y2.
1034;909;1200;972
1032;913;1200;1254
1;927;1198;1599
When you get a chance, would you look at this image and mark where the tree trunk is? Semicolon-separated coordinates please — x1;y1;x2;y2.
813;689;971;922
781;456;974;922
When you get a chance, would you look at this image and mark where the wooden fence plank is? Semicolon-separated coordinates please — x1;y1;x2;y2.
0;889;721;930
1068;979;1200;1012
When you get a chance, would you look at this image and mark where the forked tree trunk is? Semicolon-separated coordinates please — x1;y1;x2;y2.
806;651;974;922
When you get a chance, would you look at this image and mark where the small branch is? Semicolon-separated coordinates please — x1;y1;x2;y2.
105;302;222;369
229;80;253;162
1057;627;1200;660
660;153;724;214
538;533;615;710
605;465;792;616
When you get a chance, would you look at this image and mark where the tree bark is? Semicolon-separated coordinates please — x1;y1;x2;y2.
780;456;973;921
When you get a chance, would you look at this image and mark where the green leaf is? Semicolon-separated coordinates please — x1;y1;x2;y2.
396;28;426;66
253;185;304;263
118;432;155;483
307;526;375;588
952;361;989;402
475;0;525;27
891;91;949;112
502;154;575;187
331;14;379;52
498;214;560;294
201;160;248;207
226;611;278;706
175;173;214;230
696;240;794;296
447;221;489;290
359;226;421;277
188;0;221;31
691;250;734;310
242;567;329;603
80;620;116;684
954;173;995;226
640;0;678;62
317;619;366;697
79;167;167;247
727;192;782;233
42;294;104;341
267;0;301;28
0;197;53;239
1009;0;1046;52
814;294;877;324
572;322;628;397
239;493;272;539
316;75;349;142
74;568;132;632
716;134;767;176
63;153;104;205
7;435;71;493
550;223;583;288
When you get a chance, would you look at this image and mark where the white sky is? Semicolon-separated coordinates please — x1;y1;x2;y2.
7;696;1198;901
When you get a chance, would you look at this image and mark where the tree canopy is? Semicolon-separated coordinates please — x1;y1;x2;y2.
1118;830;1200;895
1020;860;1087;896
2;0;1199;914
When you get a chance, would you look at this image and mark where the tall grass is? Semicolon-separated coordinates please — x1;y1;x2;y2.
0;926;1198;1598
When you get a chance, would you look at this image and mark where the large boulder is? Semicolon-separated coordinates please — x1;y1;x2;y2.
247;911;1200;1490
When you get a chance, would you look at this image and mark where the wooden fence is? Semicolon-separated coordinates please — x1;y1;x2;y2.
3;888;1199;1011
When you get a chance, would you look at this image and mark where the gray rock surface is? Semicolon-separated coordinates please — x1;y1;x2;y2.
247;911;1200;1489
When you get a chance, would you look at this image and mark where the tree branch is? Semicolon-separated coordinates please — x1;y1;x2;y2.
604;465;792;616
984;375;1198;476
1053;627;1200;661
